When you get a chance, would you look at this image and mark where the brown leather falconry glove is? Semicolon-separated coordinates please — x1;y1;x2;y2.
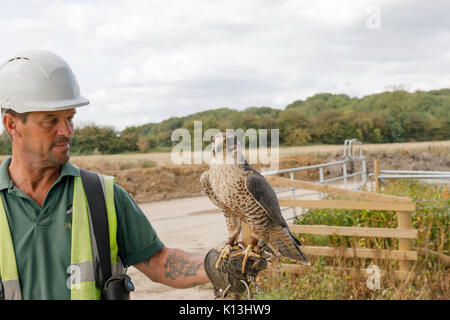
204;244;269;299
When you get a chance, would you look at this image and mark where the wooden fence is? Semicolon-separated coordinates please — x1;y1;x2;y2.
242;176;418;280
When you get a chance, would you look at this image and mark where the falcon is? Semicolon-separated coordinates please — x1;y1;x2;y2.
201;132;310;273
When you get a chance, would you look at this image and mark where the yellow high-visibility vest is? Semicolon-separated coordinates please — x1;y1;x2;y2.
0;173;123;300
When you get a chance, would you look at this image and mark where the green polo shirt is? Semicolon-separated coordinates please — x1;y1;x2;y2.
0;157;164;300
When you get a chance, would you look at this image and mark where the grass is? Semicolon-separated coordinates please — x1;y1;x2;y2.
253;256;449;299
248;180;449;300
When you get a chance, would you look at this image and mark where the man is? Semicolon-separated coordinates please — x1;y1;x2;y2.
0;50;210;300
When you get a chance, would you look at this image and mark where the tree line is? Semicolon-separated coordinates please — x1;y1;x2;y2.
0;88;448;155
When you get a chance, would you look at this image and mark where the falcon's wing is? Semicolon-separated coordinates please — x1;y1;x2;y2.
245;170;289;229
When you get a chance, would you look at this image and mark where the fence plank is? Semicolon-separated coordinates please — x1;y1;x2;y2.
416;247;450;266
299;245;417;260
289;224;418;239
266;176;412;203
279;199;416;211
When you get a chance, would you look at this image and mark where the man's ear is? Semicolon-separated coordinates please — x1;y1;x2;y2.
3;113;22;138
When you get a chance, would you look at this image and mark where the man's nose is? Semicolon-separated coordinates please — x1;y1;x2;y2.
57;118;74;136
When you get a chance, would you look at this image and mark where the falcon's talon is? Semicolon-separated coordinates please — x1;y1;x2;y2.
233;244;261;273
215;244;233;269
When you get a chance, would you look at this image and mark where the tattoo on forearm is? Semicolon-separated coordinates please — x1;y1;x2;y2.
164;253;202;280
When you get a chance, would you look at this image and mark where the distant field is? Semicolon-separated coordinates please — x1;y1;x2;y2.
278;140;450;157
68;140;450;166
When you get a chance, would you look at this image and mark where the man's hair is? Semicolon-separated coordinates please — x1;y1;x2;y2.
1;108;30;142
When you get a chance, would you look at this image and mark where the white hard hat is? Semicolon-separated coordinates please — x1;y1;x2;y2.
0;50;89;113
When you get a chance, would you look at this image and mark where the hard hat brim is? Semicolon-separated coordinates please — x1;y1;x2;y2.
11;96;90;113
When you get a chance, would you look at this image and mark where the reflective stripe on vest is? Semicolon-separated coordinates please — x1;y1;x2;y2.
0;173;123;300
0;195;22;300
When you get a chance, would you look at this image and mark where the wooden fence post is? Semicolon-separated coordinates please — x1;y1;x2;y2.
374;159;380;192
397;211;413;273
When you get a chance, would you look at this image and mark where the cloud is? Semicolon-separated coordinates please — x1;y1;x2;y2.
0;0;448;131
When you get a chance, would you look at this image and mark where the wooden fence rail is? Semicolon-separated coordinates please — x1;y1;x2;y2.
298;246;417;260
278;199;416;211
289;225;417;239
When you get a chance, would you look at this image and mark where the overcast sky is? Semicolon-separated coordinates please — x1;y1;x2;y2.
0;0;449;131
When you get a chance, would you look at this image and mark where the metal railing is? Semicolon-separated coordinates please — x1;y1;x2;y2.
374;170;450;181
262;139;367;220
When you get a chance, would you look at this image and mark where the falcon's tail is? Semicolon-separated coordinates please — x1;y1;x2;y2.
269;227;310;265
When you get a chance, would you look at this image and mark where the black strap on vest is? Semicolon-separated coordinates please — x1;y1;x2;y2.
79;169;112;285
0;275;4;300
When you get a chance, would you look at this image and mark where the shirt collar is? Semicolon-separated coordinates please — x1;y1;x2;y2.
0;157;11;190
0;156;80;191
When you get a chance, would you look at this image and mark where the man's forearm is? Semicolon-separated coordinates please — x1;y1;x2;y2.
135;247;210;289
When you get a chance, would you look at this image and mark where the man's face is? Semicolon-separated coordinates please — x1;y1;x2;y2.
17;109;76;166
